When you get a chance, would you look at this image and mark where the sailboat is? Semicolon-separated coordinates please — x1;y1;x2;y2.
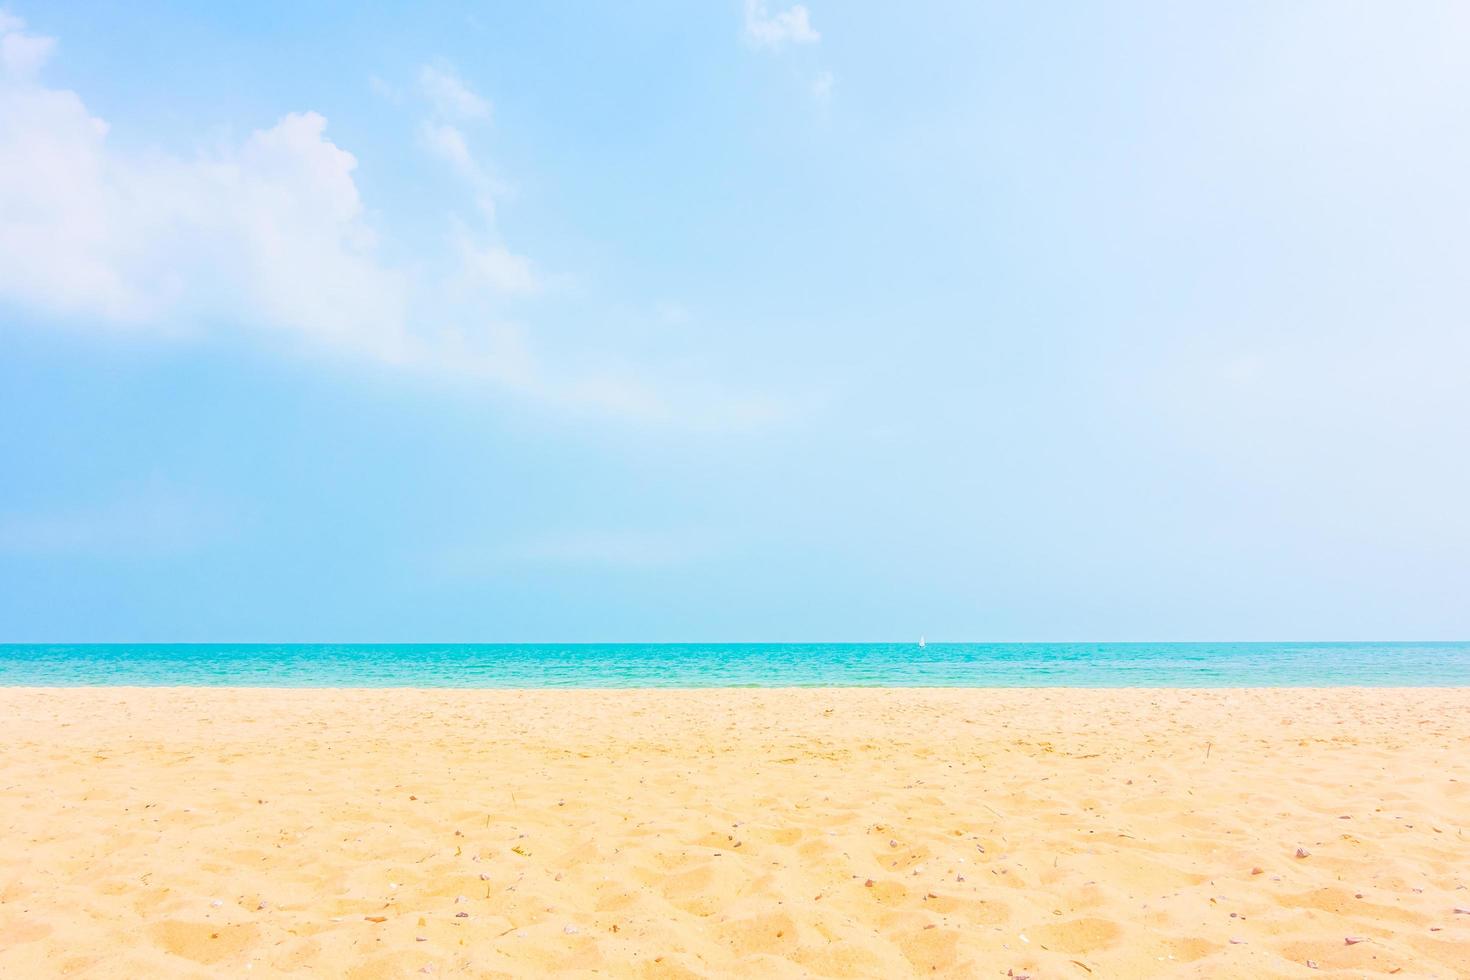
919;635;926;648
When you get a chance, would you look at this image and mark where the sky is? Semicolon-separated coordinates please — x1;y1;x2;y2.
2;2;1468;642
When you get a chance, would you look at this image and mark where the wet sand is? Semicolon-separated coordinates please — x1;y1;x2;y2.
0;687;1466;978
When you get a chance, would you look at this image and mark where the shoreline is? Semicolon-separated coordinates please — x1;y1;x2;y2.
4;683;1470;690
3;687;1467;976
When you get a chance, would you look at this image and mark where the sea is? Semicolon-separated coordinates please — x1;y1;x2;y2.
0;642;1467;687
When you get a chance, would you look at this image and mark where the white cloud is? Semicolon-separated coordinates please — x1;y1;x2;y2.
744;0;820;48
0;50;408;351
0;9;52;78
419;64;490;121
0;16;782;429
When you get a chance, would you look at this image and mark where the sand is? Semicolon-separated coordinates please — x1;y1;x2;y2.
0;688;1466;978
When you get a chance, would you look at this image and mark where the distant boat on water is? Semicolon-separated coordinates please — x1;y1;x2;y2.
919;635;926;648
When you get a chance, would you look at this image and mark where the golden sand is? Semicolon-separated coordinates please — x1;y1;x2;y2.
0;688;1466;978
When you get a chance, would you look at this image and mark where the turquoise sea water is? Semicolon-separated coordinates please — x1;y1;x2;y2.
0;642;1467;687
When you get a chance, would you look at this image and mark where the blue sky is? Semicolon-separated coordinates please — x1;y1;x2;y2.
2;2;1468;641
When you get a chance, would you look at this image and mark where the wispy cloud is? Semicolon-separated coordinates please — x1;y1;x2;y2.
656;301;690;326
512;529;712;569
811;70;835;103
367;73;404;104
419;64;491;121
412;63;536;295
454;227;539;295
418;117;504;220
437;528;721;577
743;0;820;48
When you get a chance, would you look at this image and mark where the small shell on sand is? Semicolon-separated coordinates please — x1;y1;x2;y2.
1344;936;1367;945
1295;848;1310;859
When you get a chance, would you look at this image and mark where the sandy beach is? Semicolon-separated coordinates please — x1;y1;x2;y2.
1;688;1466;978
